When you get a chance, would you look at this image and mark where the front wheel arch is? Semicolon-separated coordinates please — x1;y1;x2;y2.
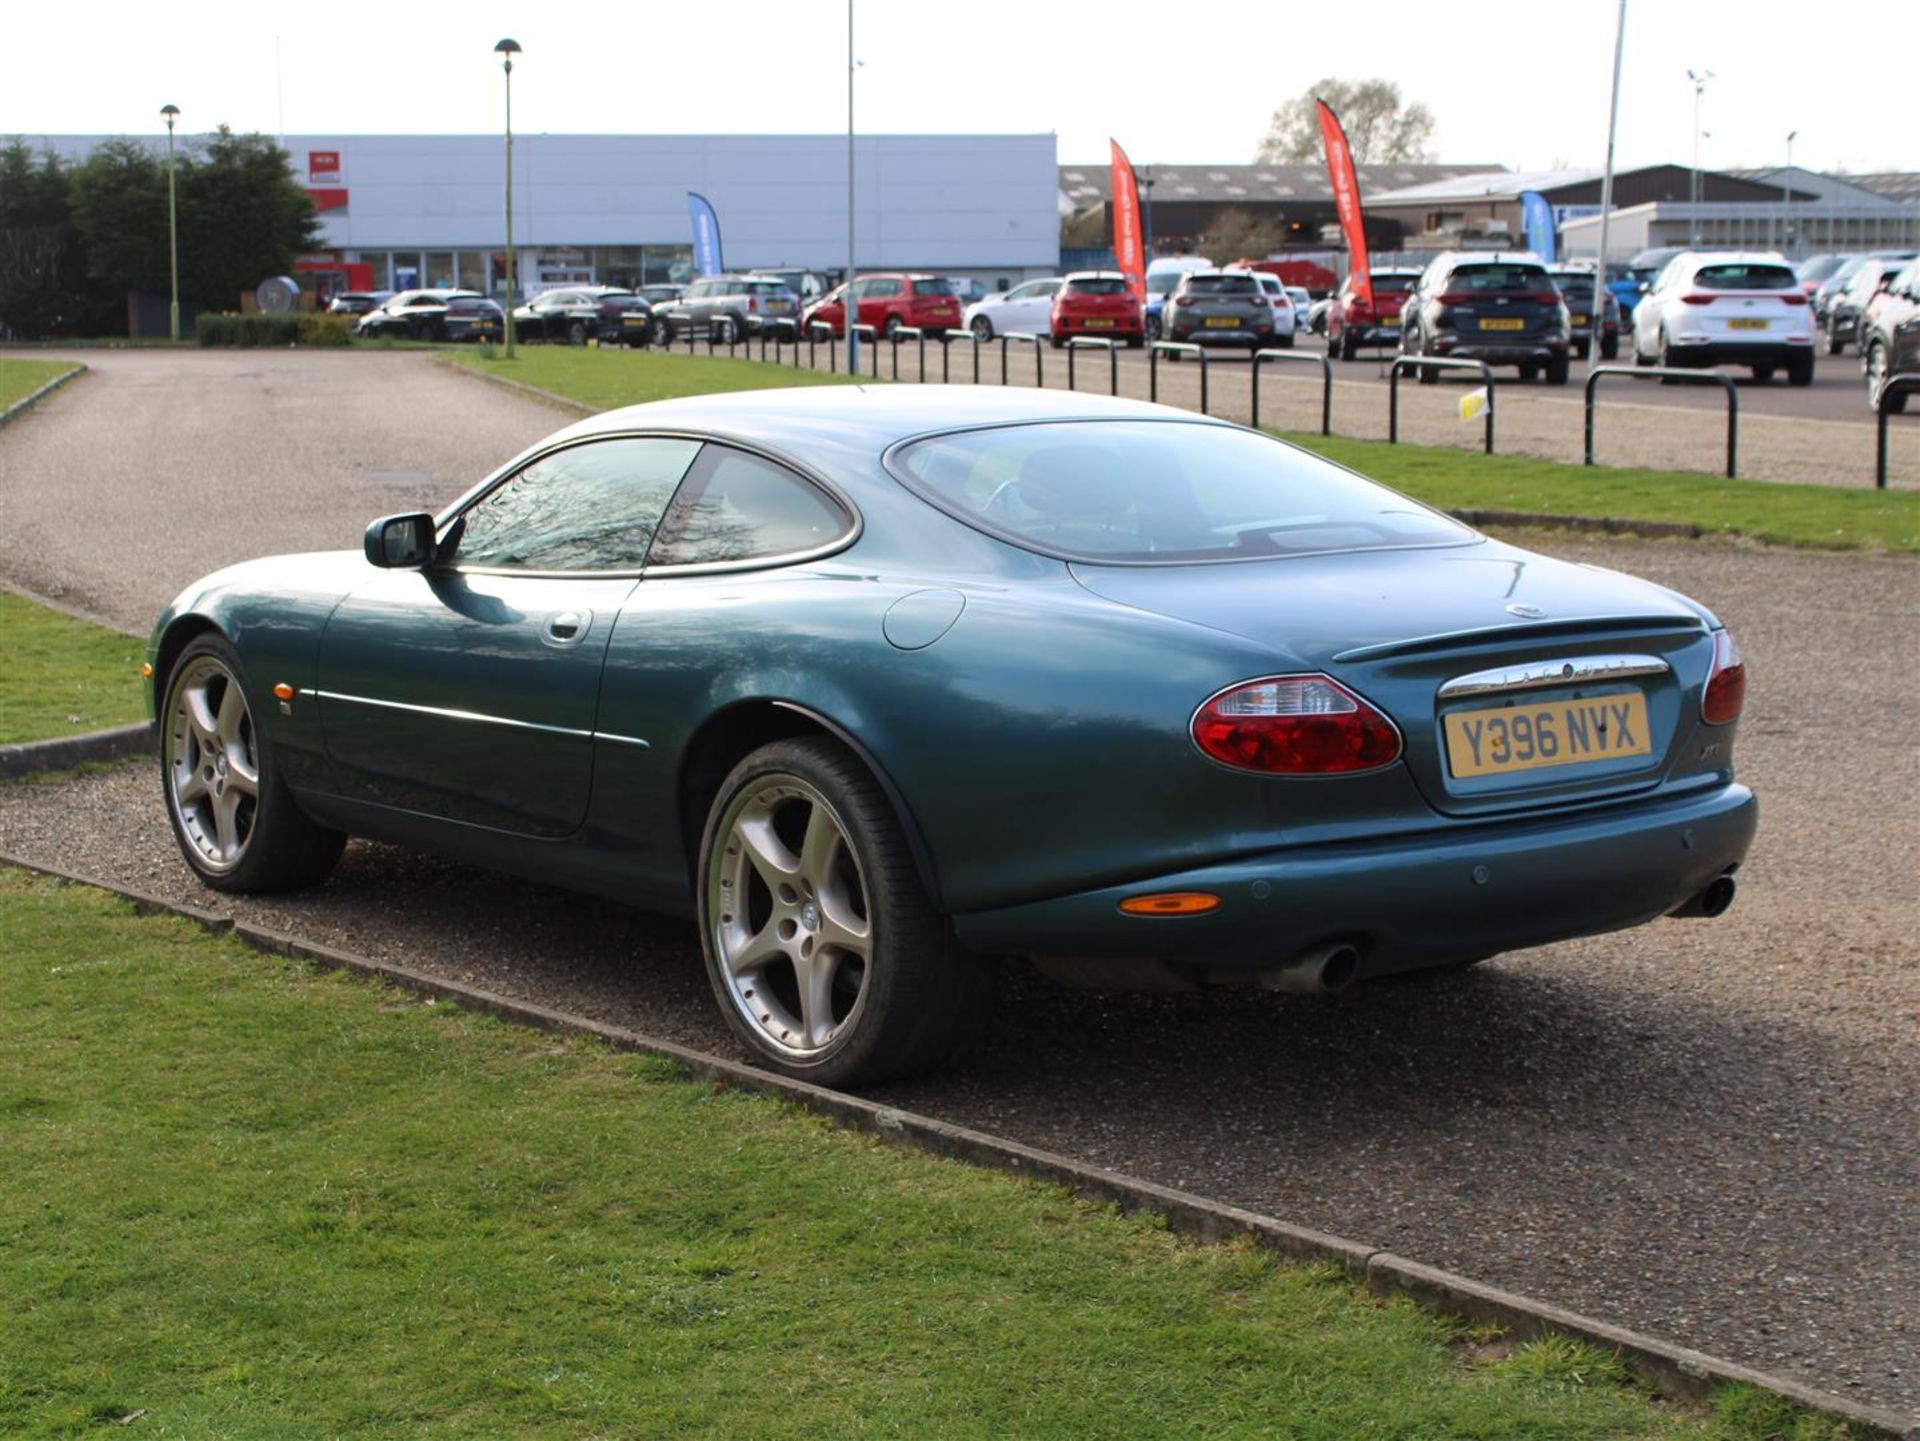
151;614;224;718
676;699;942;909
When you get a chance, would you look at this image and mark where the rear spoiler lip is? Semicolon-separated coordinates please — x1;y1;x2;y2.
1333;614;1703;666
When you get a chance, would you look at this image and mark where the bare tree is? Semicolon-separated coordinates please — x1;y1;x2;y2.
1201;209;1290;263
1256;79;1436;165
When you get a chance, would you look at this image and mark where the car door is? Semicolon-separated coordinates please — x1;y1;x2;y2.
315;435;704;837
1013;280;1060;333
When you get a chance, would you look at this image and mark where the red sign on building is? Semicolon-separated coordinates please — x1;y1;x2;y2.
308;150;341;182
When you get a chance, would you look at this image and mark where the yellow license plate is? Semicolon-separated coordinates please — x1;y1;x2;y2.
1083;318;1115;328
621;315;646;325
1479;317;1526;331
1571;315;1591;327
1727;318;1769;330
1444;693;1652;779
1204;317;1241;328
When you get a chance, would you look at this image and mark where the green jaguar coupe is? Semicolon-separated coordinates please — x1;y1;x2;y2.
148;386;1756;1085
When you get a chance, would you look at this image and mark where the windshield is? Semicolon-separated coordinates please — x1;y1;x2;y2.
1694;263;1797;291
1448;264;1549;292
890;421;1473;565
1182;275;1260;296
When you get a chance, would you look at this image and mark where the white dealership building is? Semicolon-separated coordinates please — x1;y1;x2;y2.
36;131;1063;298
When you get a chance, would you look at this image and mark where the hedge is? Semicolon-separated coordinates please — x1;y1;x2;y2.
194;313;352;347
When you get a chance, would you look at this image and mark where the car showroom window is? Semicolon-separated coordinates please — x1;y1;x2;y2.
453;437;704;572
648;447;851;567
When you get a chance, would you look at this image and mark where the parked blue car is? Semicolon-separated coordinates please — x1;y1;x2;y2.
149;386;1756;1085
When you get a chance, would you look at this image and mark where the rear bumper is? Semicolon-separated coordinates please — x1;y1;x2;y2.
1670;340;1813;366
953;782;1757;979
1432;333;1568;363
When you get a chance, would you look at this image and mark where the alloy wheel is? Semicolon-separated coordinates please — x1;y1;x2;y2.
708;774;871;1061
164;655;260;873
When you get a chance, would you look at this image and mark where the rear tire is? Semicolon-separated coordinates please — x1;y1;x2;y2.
1752;365;1775;383
1600;335;1619;361
1543;355;1570;386
697;738;989;1087
1337;329;1358;362
1787;352;1815;388
1826;331;1845;357
567;320;588;347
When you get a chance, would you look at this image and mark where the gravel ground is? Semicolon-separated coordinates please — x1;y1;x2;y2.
4;349;1918;1417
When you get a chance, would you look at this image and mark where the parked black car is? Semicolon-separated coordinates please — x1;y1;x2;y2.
1824;254;1917;356
1860;258;1920;414
1547;266;1620;361
1400;253;1572;384
354;290;483;341
442;297;506;343
513;286;654;347
655;275;802;345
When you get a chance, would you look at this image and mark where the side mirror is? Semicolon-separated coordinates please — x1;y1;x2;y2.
1637;281;1650;294
364;512;437;568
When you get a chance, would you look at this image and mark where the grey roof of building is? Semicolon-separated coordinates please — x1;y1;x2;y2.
1058;162;1503;208
1844;172;1920;204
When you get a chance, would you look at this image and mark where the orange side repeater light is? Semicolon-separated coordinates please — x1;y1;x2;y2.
272;683;295;701
1118;891;1221;917
140;662;154;678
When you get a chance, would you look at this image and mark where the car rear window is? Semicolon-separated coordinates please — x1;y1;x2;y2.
912;279;954;296
1064;277;1130;295
743;281;792;296
1183;275;1260;296
1368;274;1417;294
1694;264;1797;291
890;421;1472;565
446;299;494;313
1448;264;1549;291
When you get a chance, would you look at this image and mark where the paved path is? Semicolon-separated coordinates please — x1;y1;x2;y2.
0;349;566;633
3;349;1917;1418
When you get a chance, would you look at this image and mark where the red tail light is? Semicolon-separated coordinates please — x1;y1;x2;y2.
1435;292;1472;305
1780;292;1808;306
1192;675;1401;775
747;297;759;312
1702;631;1746;725
1680;294;1715;306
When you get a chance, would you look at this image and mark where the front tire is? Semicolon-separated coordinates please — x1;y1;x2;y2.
567;320;589;347
697;738;987;1087
970;316;995;343
160;635;345;894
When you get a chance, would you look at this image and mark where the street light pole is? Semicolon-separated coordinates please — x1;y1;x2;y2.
1781;130;1797;258
1141;166;1156;257
846;0;858;377
161;105;180;341
495;38;521;358
1686;68;1713;247
1590;0;1626;376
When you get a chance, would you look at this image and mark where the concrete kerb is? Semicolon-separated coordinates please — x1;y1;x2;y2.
0;723;152;780
2;850;1912;1439
429;356;595;417
0;361;87;428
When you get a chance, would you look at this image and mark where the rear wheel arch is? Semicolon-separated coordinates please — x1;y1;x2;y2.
676;700;942;909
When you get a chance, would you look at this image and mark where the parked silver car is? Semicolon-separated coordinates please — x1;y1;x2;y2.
656;275;803;344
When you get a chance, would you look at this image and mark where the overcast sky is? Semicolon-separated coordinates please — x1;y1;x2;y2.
5;0;1907;177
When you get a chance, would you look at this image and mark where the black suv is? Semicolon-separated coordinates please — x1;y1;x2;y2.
1399;253;1572;384
512;287;654;347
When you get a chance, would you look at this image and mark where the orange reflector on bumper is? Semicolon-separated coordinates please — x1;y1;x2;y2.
272;683;295;701
1118;891;1221;917
140;663;154;678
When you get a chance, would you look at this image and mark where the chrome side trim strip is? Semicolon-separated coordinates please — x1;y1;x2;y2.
1436;654;1671;701
306;689;648;748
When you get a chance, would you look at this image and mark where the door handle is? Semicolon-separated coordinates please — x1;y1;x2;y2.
542;609;592;647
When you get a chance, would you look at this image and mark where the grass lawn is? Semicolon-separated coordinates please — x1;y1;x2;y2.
444;345;1918;554
0;358;82;410
0;869;1856;1439
0;592;145;746
446;344;858;411
1281;433;1920;554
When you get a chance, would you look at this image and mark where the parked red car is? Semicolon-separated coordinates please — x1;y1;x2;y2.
802;274;963;339
1325;268;1422;361
1049;272;1145;348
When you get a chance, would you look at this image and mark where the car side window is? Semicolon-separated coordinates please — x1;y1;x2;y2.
453;437;704;572
648;446;851;568
868;278;902;298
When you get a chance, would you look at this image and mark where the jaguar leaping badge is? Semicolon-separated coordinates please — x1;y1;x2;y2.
1506;603;1547;619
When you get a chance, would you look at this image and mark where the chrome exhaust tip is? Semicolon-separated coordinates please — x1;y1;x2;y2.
1670;874;1737;919
1262;942;1361;995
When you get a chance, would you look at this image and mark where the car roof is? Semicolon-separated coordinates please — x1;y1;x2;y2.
1061;271;1129;281
553;386;1227;473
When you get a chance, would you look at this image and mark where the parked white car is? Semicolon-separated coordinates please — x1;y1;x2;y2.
1286;286;1314;321
1231;270;1297;345
1631;251;1816;385
964;278;1062;341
